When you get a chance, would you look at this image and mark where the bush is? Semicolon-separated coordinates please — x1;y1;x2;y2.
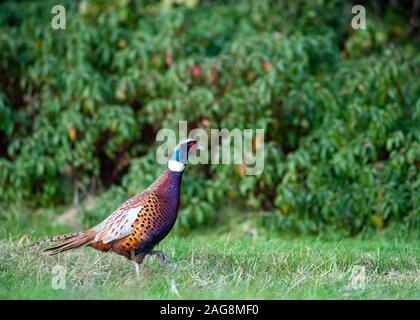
0;0;418;234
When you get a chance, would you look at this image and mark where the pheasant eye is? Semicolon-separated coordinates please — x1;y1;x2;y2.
187;141;196;148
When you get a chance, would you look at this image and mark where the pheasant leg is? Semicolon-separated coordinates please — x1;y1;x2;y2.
150;250;168;266
131;250;142;278
135;263;141;277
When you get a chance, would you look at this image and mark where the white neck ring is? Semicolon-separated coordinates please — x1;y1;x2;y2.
168;160;185;172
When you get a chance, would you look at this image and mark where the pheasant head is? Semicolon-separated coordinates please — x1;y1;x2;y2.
168;138;201;172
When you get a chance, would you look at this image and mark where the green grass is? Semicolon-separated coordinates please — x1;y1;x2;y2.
1;232;419;299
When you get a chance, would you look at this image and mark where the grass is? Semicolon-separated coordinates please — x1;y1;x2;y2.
0;232;419;299
0;205;418;299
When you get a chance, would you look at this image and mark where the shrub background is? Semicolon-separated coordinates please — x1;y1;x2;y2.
0;0;419;236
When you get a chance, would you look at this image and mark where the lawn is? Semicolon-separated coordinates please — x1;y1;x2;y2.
0;230;418;299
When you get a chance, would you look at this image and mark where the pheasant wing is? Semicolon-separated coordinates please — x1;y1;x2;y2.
92;193;146;244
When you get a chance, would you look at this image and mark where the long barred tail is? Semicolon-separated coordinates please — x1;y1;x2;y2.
26;232;83;248
27;230;96;255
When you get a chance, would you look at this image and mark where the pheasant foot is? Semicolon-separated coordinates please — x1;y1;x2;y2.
150;250;168;266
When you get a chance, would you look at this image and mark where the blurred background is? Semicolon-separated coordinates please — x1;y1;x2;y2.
0;0;419;239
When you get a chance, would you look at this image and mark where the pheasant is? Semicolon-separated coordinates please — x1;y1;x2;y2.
30;139;201;276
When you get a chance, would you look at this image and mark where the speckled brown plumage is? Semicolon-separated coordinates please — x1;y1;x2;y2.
31;139;200;276
111;176;182;260
38;170;182;261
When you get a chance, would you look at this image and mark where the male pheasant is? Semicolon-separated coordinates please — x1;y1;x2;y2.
30;139;201;276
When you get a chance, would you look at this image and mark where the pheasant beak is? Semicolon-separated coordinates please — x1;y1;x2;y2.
188;140;203;155
184;139;203;157
189;142;202;156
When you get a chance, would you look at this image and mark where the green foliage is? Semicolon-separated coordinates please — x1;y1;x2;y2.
0;0;419;234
